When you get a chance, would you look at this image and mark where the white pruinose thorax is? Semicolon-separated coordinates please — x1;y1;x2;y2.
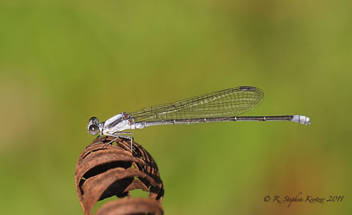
102;112;137;135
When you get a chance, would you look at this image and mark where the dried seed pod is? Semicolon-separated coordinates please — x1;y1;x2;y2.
75;136;164;215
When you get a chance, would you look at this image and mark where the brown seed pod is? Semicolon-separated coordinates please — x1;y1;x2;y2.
75;136;164;215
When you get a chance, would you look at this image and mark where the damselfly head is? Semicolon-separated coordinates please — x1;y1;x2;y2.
88;117;100;135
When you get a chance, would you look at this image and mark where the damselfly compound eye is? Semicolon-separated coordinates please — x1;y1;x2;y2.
89;117;99;125
88;124;99;135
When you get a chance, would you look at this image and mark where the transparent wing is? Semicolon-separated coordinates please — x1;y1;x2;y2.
130;86;264;122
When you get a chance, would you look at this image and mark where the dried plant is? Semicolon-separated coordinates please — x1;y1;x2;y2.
75;136;164;215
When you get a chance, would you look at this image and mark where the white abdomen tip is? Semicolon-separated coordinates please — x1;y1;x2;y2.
291;115;311;125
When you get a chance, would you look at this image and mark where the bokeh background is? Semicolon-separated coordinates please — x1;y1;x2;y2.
1;0;351;214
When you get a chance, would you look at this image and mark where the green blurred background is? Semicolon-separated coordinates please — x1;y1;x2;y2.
0;0;351;214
